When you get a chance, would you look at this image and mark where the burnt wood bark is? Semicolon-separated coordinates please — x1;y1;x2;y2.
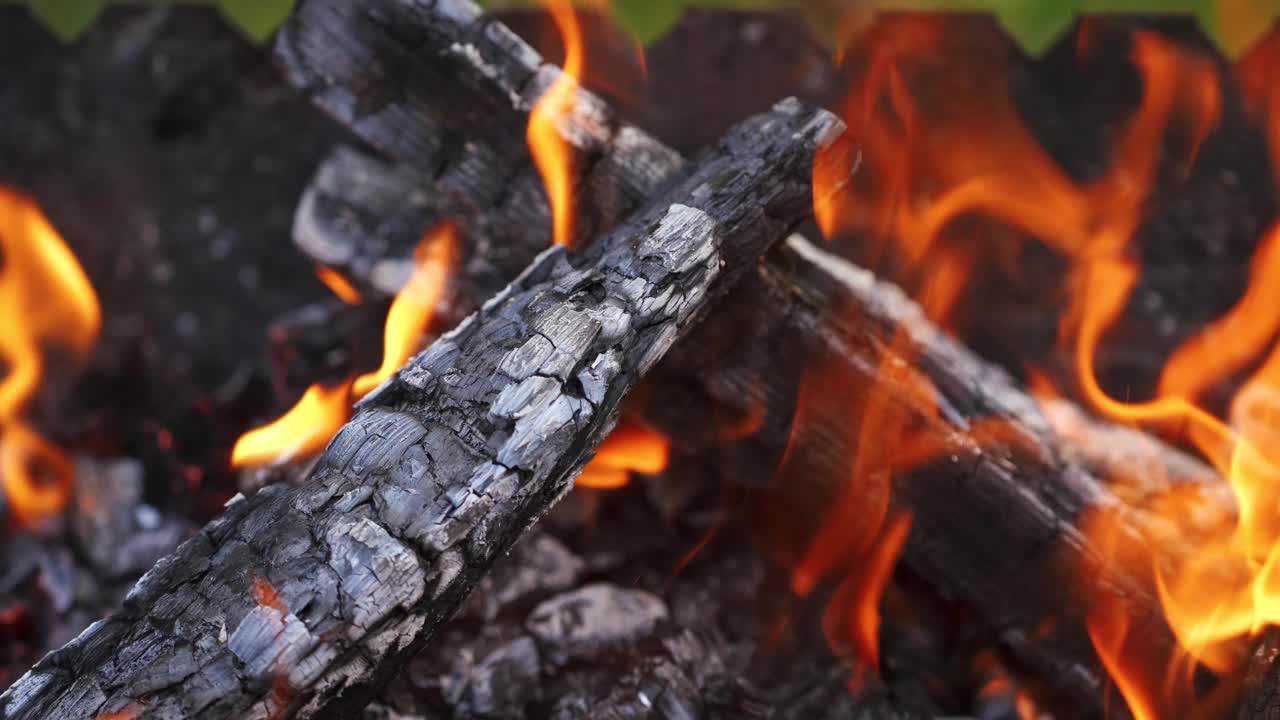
0;101;841;720
273;1;1244;713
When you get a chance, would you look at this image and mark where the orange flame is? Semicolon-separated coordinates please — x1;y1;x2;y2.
352;224;458;397
577;421;669;489
314;266;363;305
528;1;584;248
0;187;100;526
232;225;457;469
845;513;911;670
1057;38;1280;698
814;16;1280;714
231;382;353;469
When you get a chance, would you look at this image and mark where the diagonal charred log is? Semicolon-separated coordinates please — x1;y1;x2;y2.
0;101;841;720
272;3;1248;715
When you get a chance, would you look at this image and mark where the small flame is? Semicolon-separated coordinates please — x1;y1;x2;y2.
527;1;584;248
847;513;911;670
233;225;457;469
231;382;353;469
352;224;457;397
0;187;100;526
975;651;1045;720
578;421;669;489
1089;609;1158;720
314;266;363;305
1;423;75;526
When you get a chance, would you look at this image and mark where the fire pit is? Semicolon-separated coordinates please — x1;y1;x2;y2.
2;3;1280;719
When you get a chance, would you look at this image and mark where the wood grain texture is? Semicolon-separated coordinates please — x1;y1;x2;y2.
0;101;841;720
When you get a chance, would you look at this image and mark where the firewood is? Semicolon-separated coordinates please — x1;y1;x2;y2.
275;0;684;260
274;0;1245;713
0;101;840;720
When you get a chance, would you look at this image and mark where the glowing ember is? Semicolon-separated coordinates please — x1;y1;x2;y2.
0;187;100;527
577;421;669;489
232;225;458;469
94;705;144;720
527;1;584;248
251;574;286;613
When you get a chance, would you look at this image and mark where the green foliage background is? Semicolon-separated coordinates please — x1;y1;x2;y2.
18;0;1280;57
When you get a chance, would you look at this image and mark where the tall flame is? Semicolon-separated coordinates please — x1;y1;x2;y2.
809;16;1280;715
232;225;458;469
0;187;100;526
527;1;584;248
352;225;458;397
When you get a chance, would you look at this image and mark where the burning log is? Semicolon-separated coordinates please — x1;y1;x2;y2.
276;0;684;284
0;100;840;719
273;2;1255;716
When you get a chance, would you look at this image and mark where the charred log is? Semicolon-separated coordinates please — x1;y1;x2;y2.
276;0;685;292
0;101;839;720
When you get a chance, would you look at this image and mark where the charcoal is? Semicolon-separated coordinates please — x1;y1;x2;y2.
448;636;542;718
70;457;188;579
526;584;670;667
463;533;585;622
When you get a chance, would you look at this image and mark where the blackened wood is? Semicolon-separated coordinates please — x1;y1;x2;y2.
1239;629;1280;720
0;101;840;720
276;0;684;258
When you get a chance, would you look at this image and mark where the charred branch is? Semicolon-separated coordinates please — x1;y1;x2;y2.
276;0;684;284
0;101;841;720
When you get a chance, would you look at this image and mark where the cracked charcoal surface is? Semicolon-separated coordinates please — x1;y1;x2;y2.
0;100;840;719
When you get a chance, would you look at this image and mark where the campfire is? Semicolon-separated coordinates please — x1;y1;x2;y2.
4;2;1280;719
